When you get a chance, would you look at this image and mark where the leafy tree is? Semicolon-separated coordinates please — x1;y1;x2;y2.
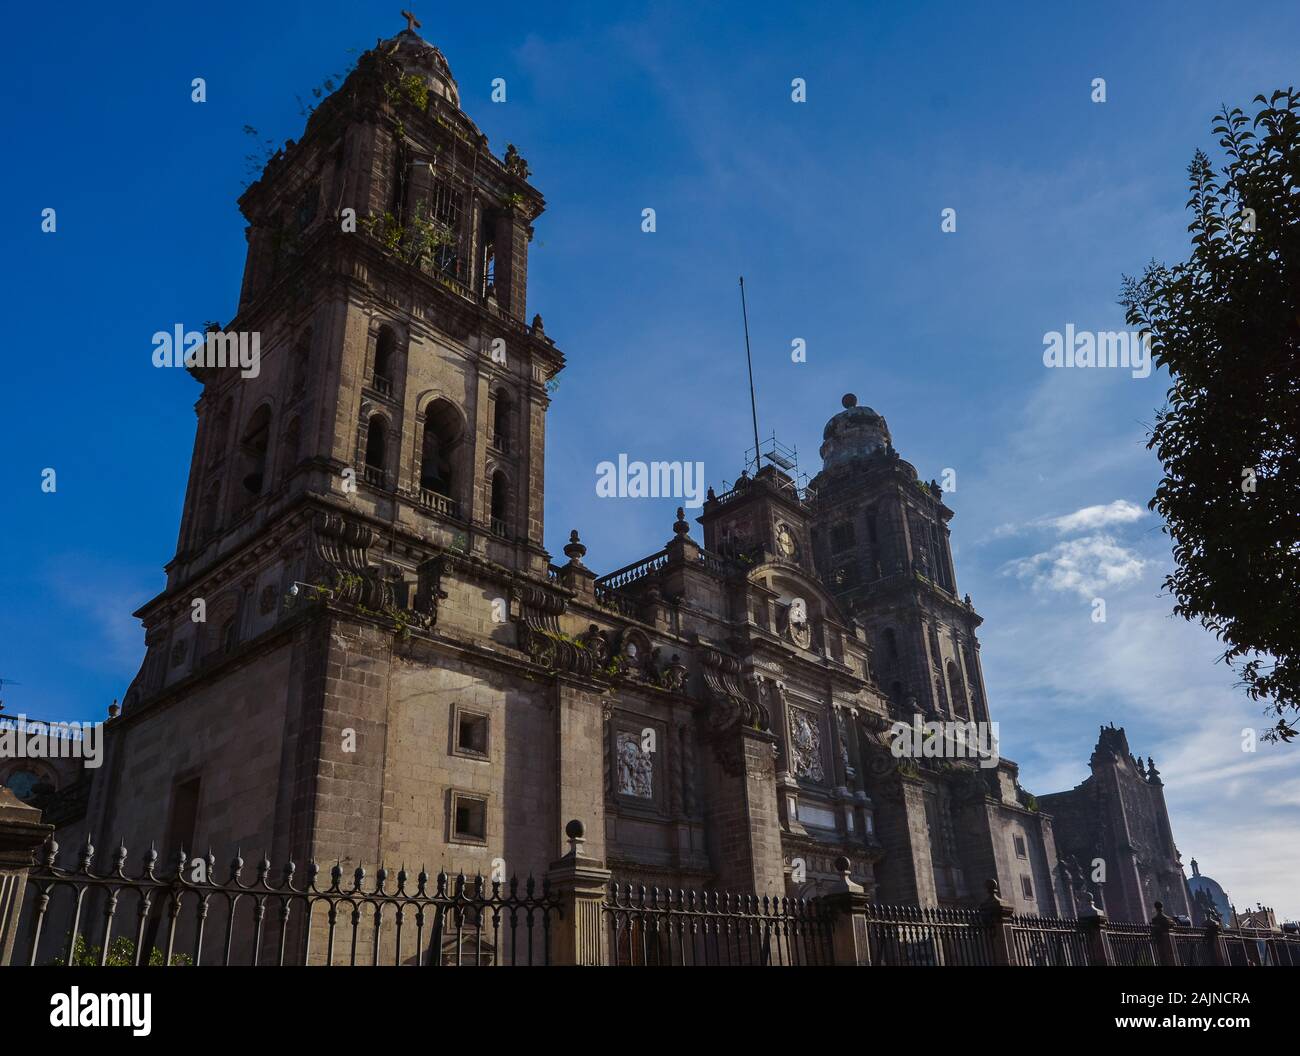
49;932;192;966
1122;90;1300;742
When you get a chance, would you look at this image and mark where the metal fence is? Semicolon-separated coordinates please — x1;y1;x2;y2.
1009;914;1091;966
10;834;1300;967
1107;920;1161;966
602;884;834;965
1222;928;1298;967
1171;926;1212;966
19;838;560;966
864;903;995;965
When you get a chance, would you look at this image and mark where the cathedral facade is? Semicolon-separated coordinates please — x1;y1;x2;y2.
41;20;1190;924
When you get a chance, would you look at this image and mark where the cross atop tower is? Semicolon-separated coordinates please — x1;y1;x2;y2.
401;9;421;33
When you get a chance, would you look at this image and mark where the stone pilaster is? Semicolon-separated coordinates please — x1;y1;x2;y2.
701;724;786;896
552;681;607;863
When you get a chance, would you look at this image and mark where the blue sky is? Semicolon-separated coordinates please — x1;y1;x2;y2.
2;1;1297;915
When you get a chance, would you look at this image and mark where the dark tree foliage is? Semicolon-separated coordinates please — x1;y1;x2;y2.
1122;90;1300;742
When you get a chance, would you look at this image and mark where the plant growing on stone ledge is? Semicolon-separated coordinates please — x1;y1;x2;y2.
361;204;456;271
383;71;429;112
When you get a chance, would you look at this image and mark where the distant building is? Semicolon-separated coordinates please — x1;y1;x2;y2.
1235;904;1279;931
1187;858;1232;924
1038;725;1192;922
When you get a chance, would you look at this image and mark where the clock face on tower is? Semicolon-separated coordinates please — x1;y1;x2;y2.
775;523;799;560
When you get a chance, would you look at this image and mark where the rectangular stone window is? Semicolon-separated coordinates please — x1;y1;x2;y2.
450;790;487;844
453;707;489;759
1014;834;1027;859
1020;875;1034;899
831;522;856;552
165;776;201;860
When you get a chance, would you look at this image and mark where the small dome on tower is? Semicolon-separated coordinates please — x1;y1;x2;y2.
820;392;891;469
382;13;460;109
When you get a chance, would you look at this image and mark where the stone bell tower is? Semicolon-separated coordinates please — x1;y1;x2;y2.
164;17;563;597
809;395;990;725
81;19;569;878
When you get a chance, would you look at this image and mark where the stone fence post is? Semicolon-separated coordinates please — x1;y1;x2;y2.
545;820;612;966
1077;892;1114;966
980;878;1017;966
1151;901;1179;966
1203;916;1228;966
0;788;53;966
822;855;872;965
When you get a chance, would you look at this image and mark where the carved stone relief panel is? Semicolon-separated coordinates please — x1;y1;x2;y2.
788;706;826;784
616;729;655;799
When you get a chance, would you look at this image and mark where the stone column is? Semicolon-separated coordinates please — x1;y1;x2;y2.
546;820;611;966
0;788;53;966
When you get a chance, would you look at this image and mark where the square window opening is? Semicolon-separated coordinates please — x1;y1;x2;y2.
457;712;489;756
452;794;487;842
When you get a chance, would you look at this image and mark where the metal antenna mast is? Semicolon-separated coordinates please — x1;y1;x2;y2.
739;276;761;471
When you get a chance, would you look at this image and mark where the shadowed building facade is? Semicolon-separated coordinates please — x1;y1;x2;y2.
36;19;1191;925
1039;725;1192;922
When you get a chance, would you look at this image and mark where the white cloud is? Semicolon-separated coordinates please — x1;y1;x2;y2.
1002;533;1147;599
1048;499;1145;534
991;499;1146;541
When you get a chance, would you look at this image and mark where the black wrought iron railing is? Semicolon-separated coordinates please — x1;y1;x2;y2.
602;884;834;966
864;903;996;966
19;838;560;967
1107;920;1160;966
1009;914;1090;966
11;836;1300;968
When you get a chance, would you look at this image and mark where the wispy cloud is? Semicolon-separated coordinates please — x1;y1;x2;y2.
993;499;1146;540
45;554;153;677
1048;499;1145;534
1002;533;1147;600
